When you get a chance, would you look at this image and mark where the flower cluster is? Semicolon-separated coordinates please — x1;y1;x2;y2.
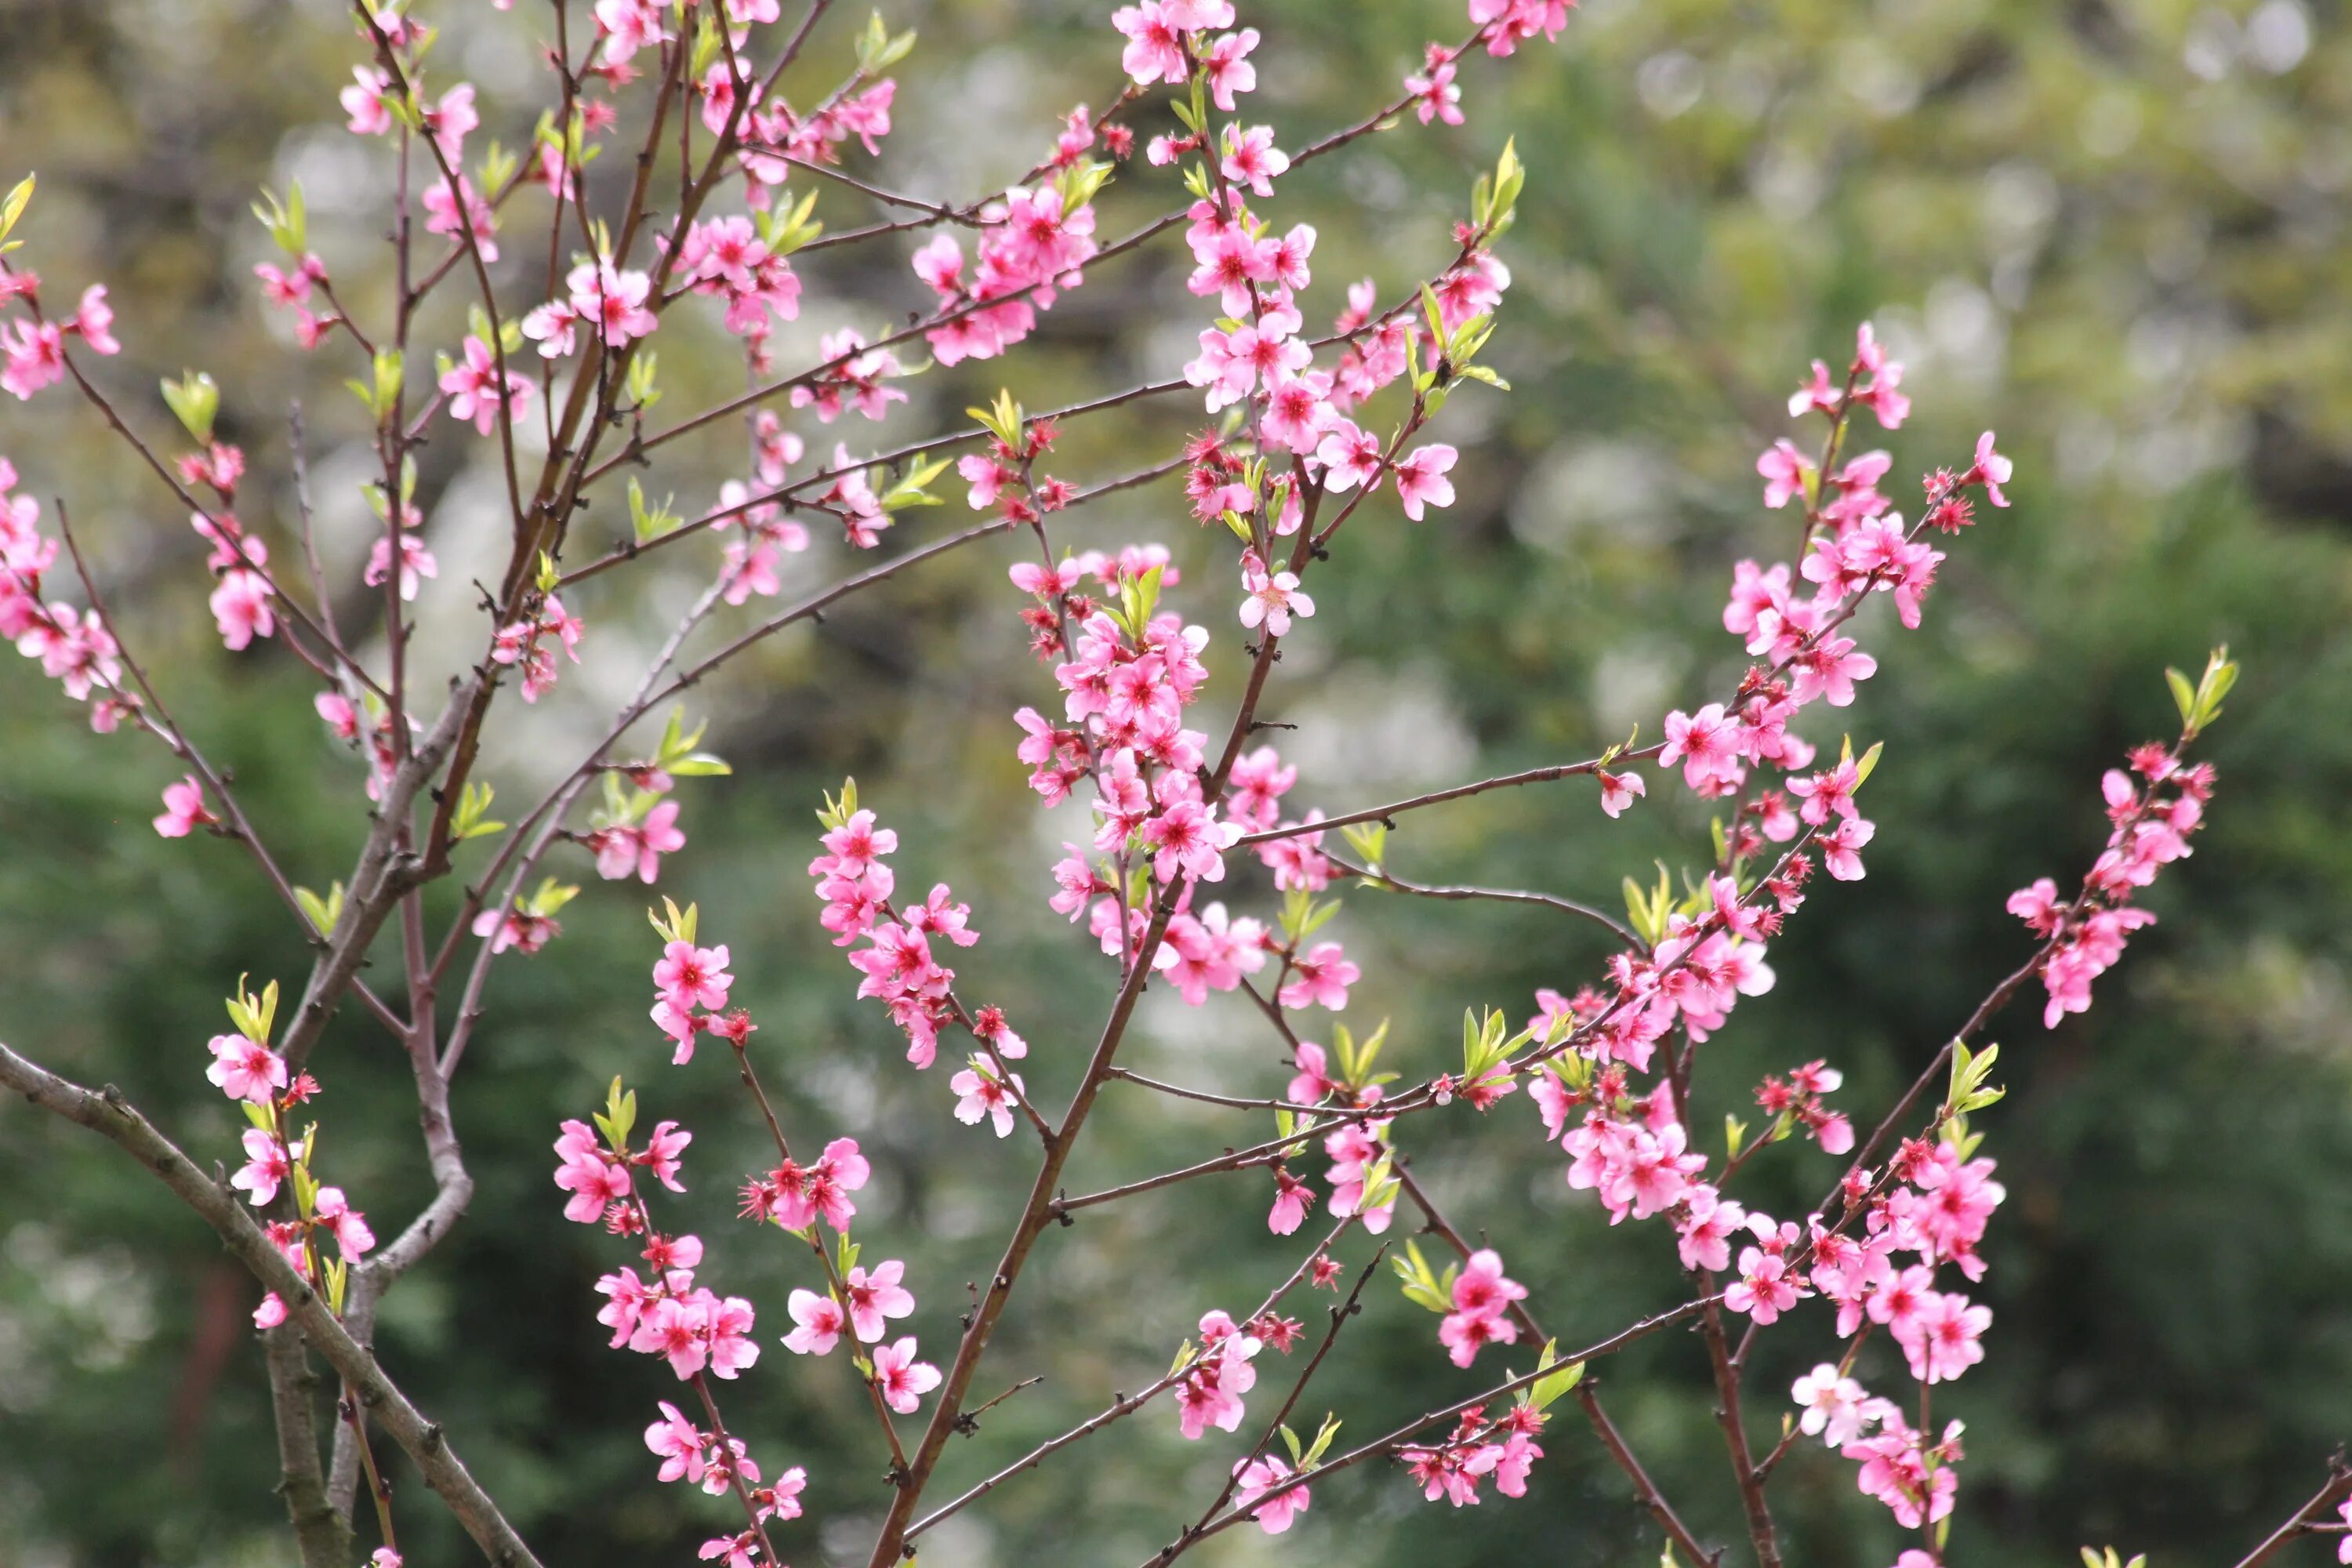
809;798;995;1072
490;592;585;702
3;459;139;734
2009;740;2215;1027
201;978;372;1331
1437;1248;1526;1367
1656;329;2013;866
1398;1403;1547;1508
1173;1307;1267;1439
648;922;736;1064
0;278;118;401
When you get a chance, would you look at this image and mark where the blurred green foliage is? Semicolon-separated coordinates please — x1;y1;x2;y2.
3;0;2350;1565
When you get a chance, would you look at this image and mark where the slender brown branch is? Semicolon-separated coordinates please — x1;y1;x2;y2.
2233;1454;2352;1568
1239;754;1647;847
0;1044;541;1568
1324;851;1639;948
1106;1066;1304;1113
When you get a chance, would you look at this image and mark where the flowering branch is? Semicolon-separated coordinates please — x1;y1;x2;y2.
0;1042;542;1568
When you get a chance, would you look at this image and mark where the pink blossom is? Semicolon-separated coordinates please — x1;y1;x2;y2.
209;570;276;651
951;1055;1025;1138
341;67;394;135
704;1295;760;1379
1439;1248;1525;1367
1232;1454;1308;1533
1966;430;2013;506
1818;815;1875;881
1660;703;1742;793
423;175;499;263
230;1127;293;1205
2;320;66;400
1757;438;1812;509
1791;1363;1871;1445
71;285;119;354
645;1401;706;1485
782;1287;846;1356
205;1033;287;1104
439;335;533;435
1392;444;1457;520
566;259;659;347
872;1336;942;1413
631;1296;711;1380
1597;768;1646;818
655;940;733;1011
364;533;439;602
312;1185;376;1258
1722;1246;1802;1324
1900;1289;1990;1385
1406;48;1465;125
1267;1167;1316;1235
842;1259;916;1342
1219;124;1291;197
1238;552;1314;638
1112;0;1190;85
154;775;218;838
1279;942;1359;1011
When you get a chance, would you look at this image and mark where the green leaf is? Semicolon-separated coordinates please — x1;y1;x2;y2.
628;476;679;543
1528;1338;1585;1410
2165;666;2198;728
649;896;698;946
1339;821;1386;869
524;877;578;917
1391;1240;1450;1314
626;351;662;412
1298;1412;1342;1468
880;456;952;512
160;371;220;445
0;172;31;247
293;881;346;935
873;24;917;71
454;781;506;841
604;1075;637;1151
252;182;307;254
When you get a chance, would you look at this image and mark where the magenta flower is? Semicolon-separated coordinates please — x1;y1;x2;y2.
950;1055;1025;1138
206;1033;287;1105
841;1260;916;1343
871;1337;942;1414
644;1401;706;1486
229;1127;292;1206
1392;444;1457;520
1232;1454;1308;1534
782;1288;847;1356
630;1296;711;1381
654;940;733;1012
209;569;276;652
1278;942;1359;1012
154;775;218;839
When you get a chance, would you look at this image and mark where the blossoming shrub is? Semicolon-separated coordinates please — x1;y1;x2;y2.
2;2;2336;1566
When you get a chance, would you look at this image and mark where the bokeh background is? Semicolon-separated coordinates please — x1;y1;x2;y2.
4;0;2351;1564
